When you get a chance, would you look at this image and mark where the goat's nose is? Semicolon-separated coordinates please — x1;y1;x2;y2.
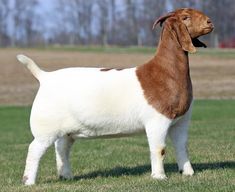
207;18;214;29
207;19;212;24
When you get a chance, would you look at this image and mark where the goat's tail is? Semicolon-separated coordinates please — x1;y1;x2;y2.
17;54;44;80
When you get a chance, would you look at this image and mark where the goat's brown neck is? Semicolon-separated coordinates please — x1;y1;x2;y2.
136;27;193;119
155;27;190;75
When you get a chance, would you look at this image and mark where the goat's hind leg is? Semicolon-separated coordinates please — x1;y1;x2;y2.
55;135;75;180
23;138;53;185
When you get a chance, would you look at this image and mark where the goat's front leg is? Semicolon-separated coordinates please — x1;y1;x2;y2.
168;106;194;176
145;116;172;180
55;135;75;180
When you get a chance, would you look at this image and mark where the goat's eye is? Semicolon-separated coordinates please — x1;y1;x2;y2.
183;16;191;20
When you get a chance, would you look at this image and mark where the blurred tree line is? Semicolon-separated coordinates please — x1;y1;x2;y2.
0;0;234;47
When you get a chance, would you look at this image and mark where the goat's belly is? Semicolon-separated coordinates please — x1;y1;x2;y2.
66;104;145;138
70;119;145;139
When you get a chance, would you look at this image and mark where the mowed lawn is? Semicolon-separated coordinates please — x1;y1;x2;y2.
0;100;234;192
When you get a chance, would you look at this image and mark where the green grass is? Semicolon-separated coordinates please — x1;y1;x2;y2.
16;45;157;54
196;48;235;59
11;46;235;58
0;100;234;192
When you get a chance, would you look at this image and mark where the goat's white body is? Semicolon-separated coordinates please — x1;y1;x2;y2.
31;68;156;139
17;55;194;185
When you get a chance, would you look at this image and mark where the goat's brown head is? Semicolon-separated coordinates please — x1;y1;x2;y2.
153;8;214;53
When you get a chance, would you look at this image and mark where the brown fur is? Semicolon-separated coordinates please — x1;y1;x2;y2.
153;8;214;39
161;149;166;156
136;8;213;119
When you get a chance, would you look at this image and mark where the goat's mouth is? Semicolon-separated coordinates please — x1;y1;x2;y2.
204;25;214;31
203;26;214;33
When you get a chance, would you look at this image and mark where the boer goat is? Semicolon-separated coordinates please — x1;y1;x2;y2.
17;8;213;185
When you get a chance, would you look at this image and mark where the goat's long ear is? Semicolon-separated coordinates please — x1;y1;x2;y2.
173;21;196;53
152;12;175;29
192;38;207;48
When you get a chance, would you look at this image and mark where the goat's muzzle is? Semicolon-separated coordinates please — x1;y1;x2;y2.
206;18;214;31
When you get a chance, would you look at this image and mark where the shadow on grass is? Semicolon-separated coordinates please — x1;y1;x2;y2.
193;161;235;172
73;164;151;180
72;161;235;180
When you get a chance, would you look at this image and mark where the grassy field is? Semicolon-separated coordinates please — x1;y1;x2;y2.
15;46;235;58
0;100;234;192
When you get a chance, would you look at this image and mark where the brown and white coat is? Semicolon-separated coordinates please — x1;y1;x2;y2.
17;8;214;185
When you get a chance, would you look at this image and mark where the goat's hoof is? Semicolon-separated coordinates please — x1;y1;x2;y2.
180;168;194;176
22;175;35;185
179;161;194;176
151;173;167;180
182;169;194;176
181;163;194;176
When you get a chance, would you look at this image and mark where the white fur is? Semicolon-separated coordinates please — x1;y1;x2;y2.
17;55;194;185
